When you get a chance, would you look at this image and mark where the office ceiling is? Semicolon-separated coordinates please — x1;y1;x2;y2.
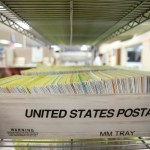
0;0;150;45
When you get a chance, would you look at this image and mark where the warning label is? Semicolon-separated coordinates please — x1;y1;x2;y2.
7;128;38;137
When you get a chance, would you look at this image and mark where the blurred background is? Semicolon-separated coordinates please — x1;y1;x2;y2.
0;0;150;77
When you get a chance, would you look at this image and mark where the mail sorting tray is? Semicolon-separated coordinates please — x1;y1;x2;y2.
0;137;150;150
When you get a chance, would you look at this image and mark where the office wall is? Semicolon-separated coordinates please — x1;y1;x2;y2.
13;48;53;64
121;31;150;70
99;31;150;70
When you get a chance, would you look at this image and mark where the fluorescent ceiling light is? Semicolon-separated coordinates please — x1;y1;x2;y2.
0;39;10;45
14;43;22;48
0;8;6;11
80;45;90;51
16;21;30;30
0;6;4;8
51;45;60;51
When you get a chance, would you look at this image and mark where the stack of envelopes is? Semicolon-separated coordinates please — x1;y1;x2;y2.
0;67;150;95
21;66;114;75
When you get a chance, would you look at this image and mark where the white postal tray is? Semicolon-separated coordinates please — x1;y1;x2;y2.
0;94;150;139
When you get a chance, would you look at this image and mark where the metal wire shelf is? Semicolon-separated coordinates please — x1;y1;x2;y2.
0;137;150;150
